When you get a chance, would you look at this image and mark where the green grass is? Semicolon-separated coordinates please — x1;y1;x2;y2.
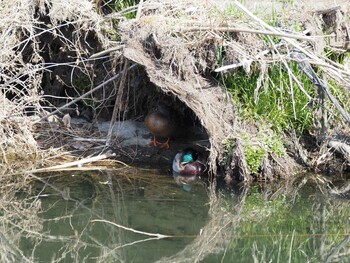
100;0;140;41
221;64;315;135
101;0;140;18
218;62;316;174
222;130;286;174
244;131;286;174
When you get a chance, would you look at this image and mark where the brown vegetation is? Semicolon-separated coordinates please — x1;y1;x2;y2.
1;0;350;182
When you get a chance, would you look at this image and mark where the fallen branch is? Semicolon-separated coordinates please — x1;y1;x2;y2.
177;26;320;41
23;152;130;174
91;219;172;238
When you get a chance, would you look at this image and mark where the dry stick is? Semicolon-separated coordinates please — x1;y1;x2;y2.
23;166;111;173
233;0;350;124
89;45;124;59
35;63;138;124
106;60;130;146
21;153;131;176
29;153;117;173
292;49;350;124
135;0;144;20
178;26;318;41
215;49;270;72
233;0;350;78
91;219;171;238
108;237;165;252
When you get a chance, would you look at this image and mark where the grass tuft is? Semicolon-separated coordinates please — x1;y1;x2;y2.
221;64;315;135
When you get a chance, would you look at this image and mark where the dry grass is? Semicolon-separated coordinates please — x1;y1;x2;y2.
0;6;117;254
3;1;350;262
0;0;114;174
117;0;350;180
0;2;349;262
1;0;350;178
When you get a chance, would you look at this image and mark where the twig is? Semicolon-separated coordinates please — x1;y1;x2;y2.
27;152;118;173
215;49;270;72
288;230;295;263
14;160;130;175
106;60;130;146
234;0;350;124
72;137;108;142
177;26;318;41
89;45;124;59
91;219;171;238
233;0;349;78
135;0;144;20
110;237;165;250
35;63;138;123
292;50;350;124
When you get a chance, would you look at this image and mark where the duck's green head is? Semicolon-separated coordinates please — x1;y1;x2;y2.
182;152;194;163
182;149;199;163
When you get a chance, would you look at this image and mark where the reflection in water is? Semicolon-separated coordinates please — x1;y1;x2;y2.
5;171;350;262
172;171;201;192
157;174;350;263
19;167;209;262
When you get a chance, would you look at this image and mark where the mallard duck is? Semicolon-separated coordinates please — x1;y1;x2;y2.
172;148;207;176
145;104;175;149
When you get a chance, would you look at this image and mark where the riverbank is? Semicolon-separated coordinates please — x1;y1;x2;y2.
1;0;350;182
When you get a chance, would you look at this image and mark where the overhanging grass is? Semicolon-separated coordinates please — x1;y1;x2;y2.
221;63;315;135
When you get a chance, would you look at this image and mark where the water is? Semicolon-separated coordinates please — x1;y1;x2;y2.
18;167;209;262
9;170;350;262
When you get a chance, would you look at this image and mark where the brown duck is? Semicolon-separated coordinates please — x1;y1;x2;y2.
145;104;175;149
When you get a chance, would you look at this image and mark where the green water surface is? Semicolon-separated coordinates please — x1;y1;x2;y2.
12;170;350;262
